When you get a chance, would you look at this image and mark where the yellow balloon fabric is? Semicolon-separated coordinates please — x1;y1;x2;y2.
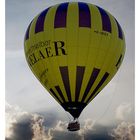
24;2;125;118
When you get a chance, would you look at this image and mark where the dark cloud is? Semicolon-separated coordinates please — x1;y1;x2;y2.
45;120;113;140
6;103;135;140
5;138;12;140
40;110;62;128
6;103;44;140
50;131;81;140
84;132;113;140
43;120;135;140
10;121;33;140
83;125;113;140
6;113;33;140
7;115;135;140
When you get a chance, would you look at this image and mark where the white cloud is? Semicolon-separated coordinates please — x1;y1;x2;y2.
46;118;96;139
31;115;47;140
83;119;95;130
78;119;95;138
111;122;135;140
6;102;46;140
53;120;67;132
6;102;29;138
115;103;133;121
6;103;135;140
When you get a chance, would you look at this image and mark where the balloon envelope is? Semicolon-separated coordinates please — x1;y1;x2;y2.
24;2;125;118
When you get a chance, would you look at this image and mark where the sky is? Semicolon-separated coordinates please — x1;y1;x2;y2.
6;0;135;139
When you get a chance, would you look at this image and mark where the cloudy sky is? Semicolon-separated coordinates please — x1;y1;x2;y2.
6;0;134;139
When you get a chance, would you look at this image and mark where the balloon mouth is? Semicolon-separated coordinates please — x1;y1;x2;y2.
62;102;87;118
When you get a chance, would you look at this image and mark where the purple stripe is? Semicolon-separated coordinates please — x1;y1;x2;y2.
54;3;68;28
81;68;100;102
75;66;85;101
86;72;109;103
78;2;91;28
115;19;123;39
55;86;66;102
116;54;122;69
59;66;71;102
50;88;62;103
97;6;111;33
25;21;32;40
35;8;49;33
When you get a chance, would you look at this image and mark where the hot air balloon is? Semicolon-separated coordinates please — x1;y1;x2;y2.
24;2;125;131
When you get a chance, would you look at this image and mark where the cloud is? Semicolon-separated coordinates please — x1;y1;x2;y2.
80;120;114;140
31;115;47;140
78;119;95;137
8;118;33;140
6;103;106;140
83;119;95;130
45;119;114;140
5;102;32;138
6;103;135;140
45;120;81;140
111;122;135;140
6;102;46;140
115;103;133;121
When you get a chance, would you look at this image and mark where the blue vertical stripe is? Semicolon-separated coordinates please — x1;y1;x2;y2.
35;8;50;33
59;66;72;102
81;68;100;102
55;86;66;102
50;88;62;104
78;2;91;28
54;3;69;28
86;72;109;103
97;6;111;33
25;21;32;40
115;18;123;39
75;66;85;101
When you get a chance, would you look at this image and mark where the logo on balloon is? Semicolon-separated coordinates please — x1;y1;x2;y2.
27;40;67;67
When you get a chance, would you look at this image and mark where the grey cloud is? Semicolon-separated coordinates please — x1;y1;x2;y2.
47;120;135;140
84;132;113;140
111;122;135;140
6;109;34;140
6;103;45;140
115;103;134;121
46;120;114;140
31;115;47;140
6;103;70;140
6;103;135;140
40;111;62;128
9;119;33;140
